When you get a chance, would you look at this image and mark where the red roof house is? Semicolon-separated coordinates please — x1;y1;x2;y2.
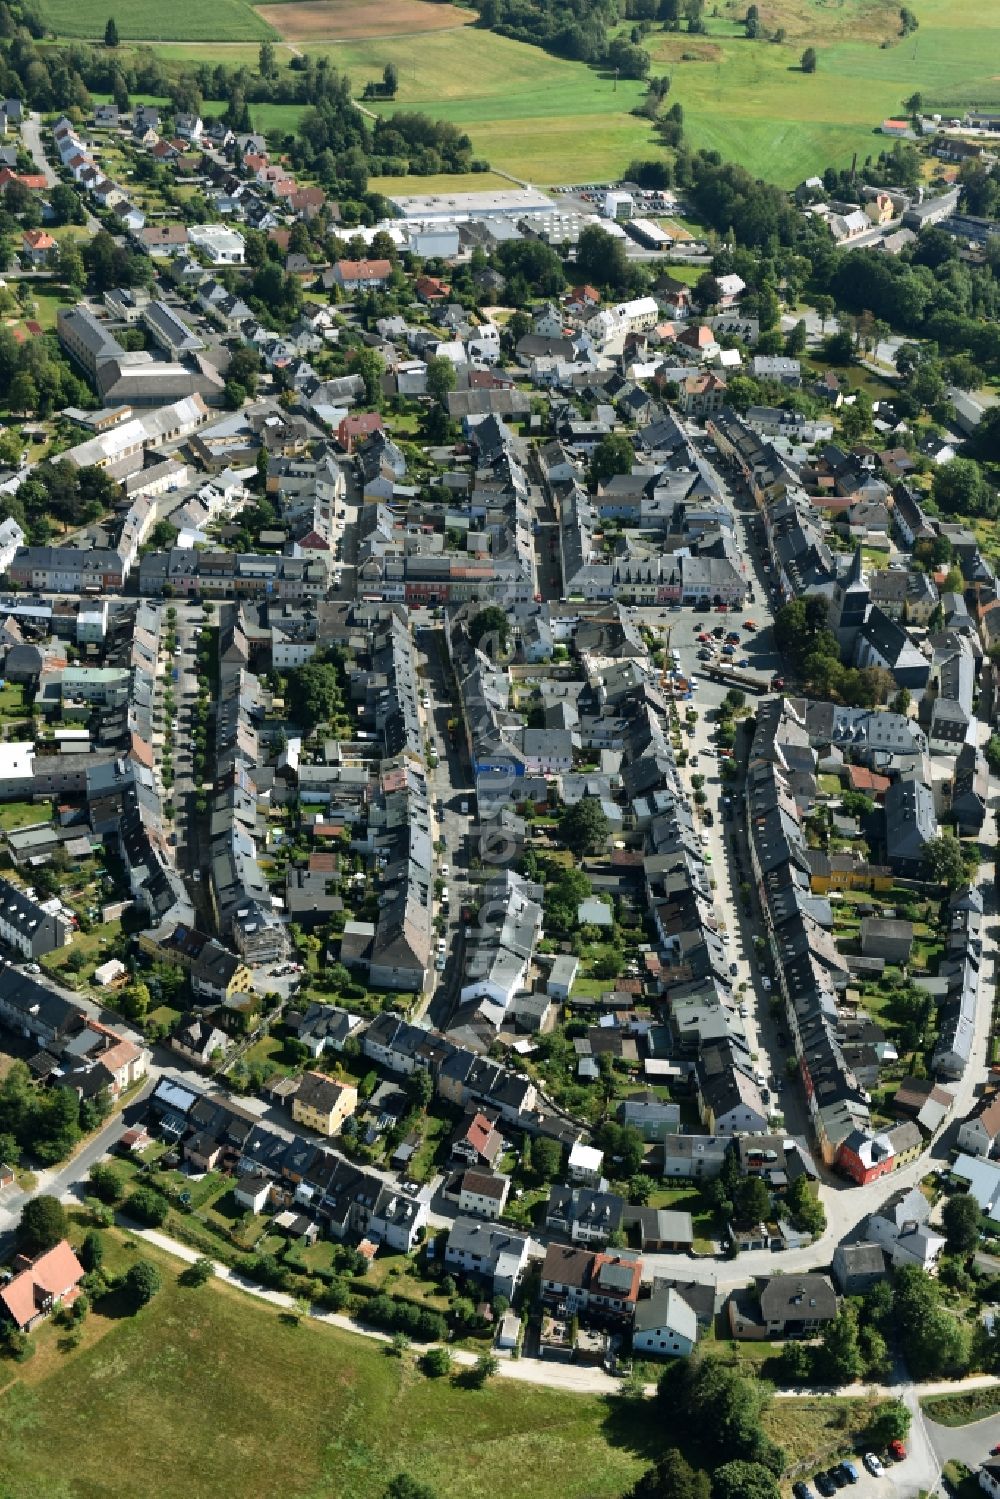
337;411;383;453
0;1240;85;1332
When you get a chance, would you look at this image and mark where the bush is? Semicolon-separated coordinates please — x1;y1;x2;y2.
420;1346;452;1377
89;1164;124;1205
125;1186;169;1227
123;1259;162;1309
364;1292;446;1343
180;1256;215;1288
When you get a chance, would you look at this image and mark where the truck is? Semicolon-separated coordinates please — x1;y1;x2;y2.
706;663;773;695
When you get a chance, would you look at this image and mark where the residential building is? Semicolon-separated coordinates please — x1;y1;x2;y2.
545;1185;624;1245
170;1016;229;1068
736;1274;838;1338
0;1240;85;1332
632;1283;699;1358
568;1141;604;1187
0;876;70;957
444;1217;529;1299
957;1095;1000;1158
291;1072;358;1137
867;1185;946;1270
0;969;79;1044
457;1169;510;1220
831;1241;887;1295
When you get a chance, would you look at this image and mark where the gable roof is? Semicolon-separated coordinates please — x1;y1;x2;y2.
0;1240;84;1328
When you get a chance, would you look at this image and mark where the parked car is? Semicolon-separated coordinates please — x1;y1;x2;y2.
743;619;758;630
729;962;738;976
887;1443;906;1463
793;1485;813;1499
815;1474;836;1498
838;1463;859;1485
827;1467;848;1488
863;1455;883;1478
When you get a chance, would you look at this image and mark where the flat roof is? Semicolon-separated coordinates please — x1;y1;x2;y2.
388;187;555;221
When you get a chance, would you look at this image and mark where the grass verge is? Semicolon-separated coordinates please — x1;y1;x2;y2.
922;1388;1000;1428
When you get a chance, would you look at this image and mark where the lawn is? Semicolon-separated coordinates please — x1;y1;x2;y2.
645;1183;717;1253
242;1031;292;1076
370;170;516;197
38;0;275;40
0;1234;649;1499
70;0;1000;184
40;918;122;984
0;797;46;831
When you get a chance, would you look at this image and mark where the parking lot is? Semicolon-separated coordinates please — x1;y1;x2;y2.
790;1424;940;1499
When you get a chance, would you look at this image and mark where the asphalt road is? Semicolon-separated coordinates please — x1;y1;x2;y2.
925;1410;1000;1472
23;112;101;233
411;615;474;1029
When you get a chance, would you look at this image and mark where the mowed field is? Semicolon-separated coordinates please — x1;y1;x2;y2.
645;0;1000;184
38;0;275;40
305;29;655;182
42;0;1000;192
256;0;472;42
0;1240;648;1499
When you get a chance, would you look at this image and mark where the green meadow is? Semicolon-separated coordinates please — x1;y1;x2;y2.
37;0;1000;194
37;0;275;41
647;0;1000;184
0;1237;648;1499
318;29;655;183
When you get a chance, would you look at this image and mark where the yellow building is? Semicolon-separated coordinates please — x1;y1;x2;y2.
292;1072;358;1137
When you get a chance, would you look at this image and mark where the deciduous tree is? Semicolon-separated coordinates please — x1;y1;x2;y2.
18;1195;68;1254
123;1259;161;1309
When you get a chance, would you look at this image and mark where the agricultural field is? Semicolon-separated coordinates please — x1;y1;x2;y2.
0;1233;650;1499
256;0;473;43
41;0;1000;184
38;0;275;41
645;0;1000;184
311;29;653;183
369;170;516;195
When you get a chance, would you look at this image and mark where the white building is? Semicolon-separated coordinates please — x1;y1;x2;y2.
603;191;634;221
568;1141;604;1187
188;224;246;265
866;1185;946;1270
632;1284;698;1358
0;517;24;573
